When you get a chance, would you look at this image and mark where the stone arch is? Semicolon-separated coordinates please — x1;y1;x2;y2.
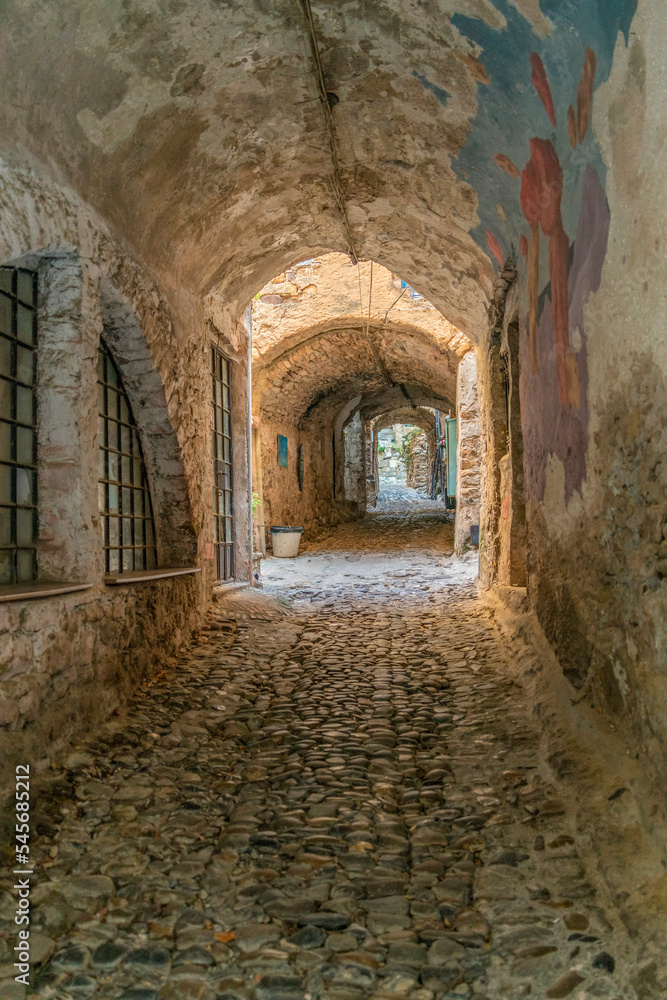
368;407;437;503
254;322;463;427
98;277;196;568
373;407;436;437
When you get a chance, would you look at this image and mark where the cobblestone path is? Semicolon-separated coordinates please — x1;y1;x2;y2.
0;526;640;1000
373;487;448;514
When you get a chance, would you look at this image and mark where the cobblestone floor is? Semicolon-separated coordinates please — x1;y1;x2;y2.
0;513;642;1000
372;486;449;515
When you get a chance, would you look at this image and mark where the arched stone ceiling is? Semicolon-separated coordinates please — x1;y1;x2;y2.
251;254;471;362
309;385;456;436
0;0;638;343
254;323;459;424
373;407;436;434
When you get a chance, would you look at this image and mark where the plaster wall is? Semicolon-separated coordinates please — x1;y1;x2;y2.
258;418;304;541
518;5;667;776
258;413;359;549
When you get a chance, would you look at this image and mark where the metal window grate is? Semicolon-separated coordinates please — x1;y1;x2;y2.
97;341;157;575
0;266;38;585
211;345;234;580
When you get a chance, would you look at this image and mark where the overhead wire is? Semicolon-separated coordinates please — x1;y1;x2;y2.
299;0;358;263
355;259;413;405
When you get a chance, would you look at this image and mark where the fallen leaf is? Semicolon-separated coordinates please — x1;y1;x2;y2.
214;930;235;943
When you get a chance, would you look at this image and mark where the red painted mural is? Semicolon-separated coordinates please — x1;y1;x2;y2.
493;48;599;406
485;229;505;267
454;1;636;502
530;53;557;128
520;138;575;404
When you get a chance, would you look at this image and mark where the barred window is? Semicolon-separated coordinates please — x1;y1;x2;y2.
97;341;157;575
211;345;234;580
0;267;37;585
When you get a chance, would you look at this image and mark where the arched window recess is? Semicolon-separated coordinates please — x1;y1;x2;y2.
97;340;158;577
98;336;200;586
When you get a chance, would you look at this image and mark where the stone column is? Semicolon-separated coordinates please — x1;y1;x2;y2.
343;410;366;504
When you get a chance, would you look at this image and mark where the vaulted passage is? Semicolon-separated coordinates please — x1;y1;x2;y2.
1;0;667;996
250;256;473;546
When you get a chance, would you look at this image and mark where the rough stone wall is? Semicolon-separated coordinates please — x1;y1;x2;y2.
253;323;462;430
405;429;434;493
0;574;201;826
342;411;366;504
454;352;481;553
497;298;527;587
251;257;465;542
475;286;526;582
478;271;515;586
364;409;437;506
377;426;406;486
0;162;249;807
258;409;360;550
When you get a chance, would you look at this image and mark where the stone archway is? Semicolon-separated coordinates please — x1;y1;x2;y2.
367;407;437;504
99;277;196;568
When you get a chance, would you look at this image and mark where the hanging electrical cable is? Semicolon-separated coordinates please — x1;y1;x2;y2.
355;259;415;407
299;0;358;264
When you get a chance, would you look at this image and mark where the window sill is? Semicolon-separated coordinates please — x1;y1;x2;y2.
104;567;201;586
0;582;94;604
212;581;248;596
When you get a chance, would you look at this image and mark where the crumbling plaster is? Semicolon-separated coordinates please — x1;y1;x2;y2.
520;1;667;780
0;1;497;343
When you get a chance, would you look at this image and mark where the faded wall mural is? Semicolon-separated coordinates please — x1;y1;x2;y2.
452;0;637;501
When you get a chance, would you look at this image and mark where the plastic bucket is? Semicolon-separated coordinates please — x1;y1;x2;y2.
270;526;304;558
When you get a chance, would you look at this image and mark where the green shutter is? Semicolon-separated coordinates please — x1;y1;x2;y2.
445;417;457;499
